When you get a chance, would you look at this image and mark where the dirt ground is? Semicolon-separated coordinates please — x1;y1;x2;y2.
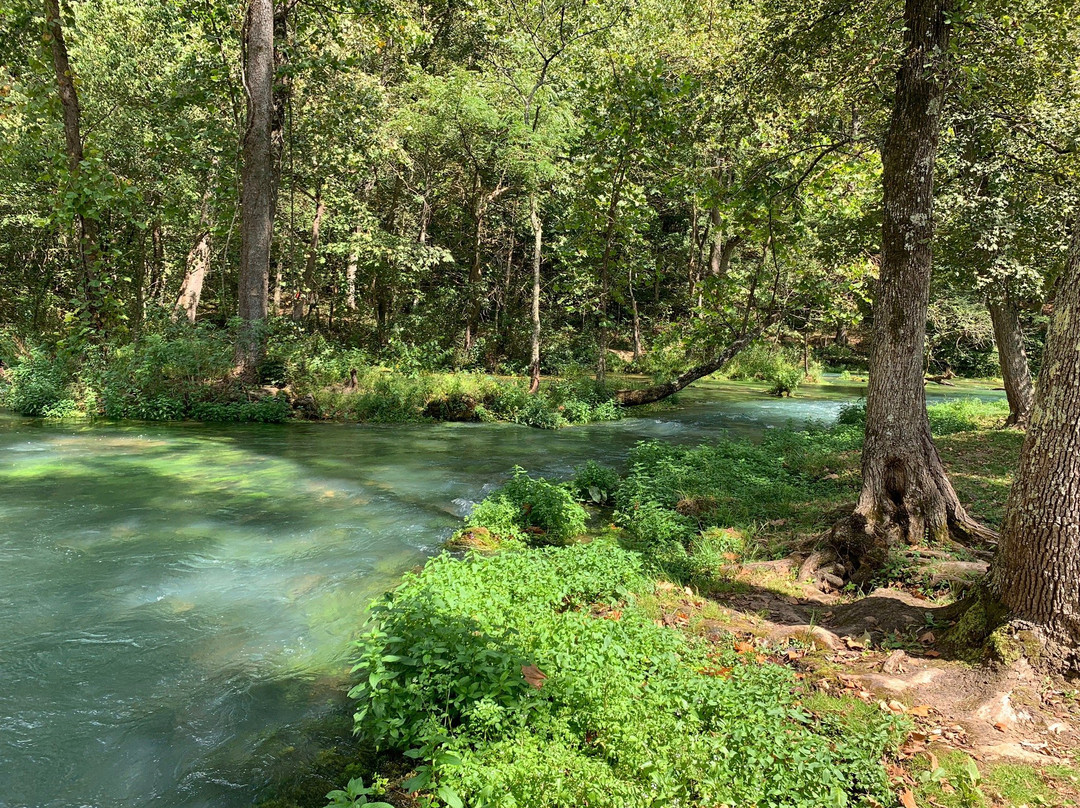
654;555;1080;808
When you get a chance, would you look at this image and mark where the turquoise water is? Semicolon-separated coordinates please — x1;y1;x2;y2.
0;380;1003;807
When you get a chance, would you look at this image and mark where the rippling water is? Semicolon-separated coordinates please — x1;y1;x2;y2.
0;379;1002;807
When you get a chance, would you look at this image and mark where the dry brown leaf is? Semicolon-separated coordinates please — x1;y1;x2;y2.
909;704;933;717
734;641;755;653
900;787;918;808
521;665;547;689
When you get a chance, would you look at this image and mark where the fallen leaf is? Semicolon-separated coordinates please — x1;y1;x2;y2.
900;787;918;808
734;641;755;653
521;665;547;689
909;705;934;717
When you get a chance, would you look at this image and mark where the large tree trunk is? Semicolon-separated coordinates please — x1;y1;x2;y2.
44;0;104;334
988;291;1034;429
235;0;275;380
989;219;1080;672
841;0;993;565
528;193;542;394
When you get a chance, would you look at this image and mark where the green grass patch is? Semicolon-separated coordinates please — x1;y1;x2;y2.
347;542;905;808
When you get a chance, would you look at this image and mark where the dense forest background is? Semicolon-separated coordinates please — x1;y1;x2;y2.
1;0;1074;389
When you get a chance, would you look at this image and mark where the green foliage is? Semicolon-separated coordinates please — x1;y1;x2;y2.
325;777;393;808
571;460;621;505
724;343;821;396
3;347;79;417
467;468;587;546
347;542;903;808
834;398;1011;436
614;424;862;581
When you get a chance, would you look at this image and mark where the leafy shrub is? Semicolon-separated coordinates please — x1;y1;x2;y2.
347;542;902;808
725;343;821;396
467;468;587;546
572;461;620;505
4;348;78;416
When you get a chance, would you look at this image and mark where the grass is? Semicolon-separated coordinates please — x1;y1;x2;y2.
910;747;1080;807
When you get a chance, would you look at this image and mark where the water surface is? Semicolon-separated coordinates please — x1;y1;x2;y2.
0;379;1002;807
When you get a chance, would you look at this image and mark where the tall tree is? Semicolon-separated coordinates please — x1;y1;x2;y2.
841;0;992;564
989;217;1080;672
236;0;276;379
988;290;1035;428
43;0;104;333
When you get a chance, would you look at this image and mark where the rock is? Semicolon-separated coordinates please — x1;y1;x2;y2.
766;624;844;651
881;650;907;674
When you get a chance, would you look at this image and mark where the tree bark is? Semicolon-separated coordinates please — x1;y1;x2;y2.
346;221;361;311
988;291;1034;429
629;269;643;364
842;0;994;562
292;197;326;324
44;0;104;334
989;218;1080;672
528;193;543;394
235;0;275;380
175;181;214;323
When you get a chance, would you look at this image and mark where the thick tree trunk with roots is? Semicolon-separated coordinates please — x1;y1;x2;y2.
989;220;1080;673
235;0;275;381
528;194;542;394
988;291;1034;429
838;0;994;569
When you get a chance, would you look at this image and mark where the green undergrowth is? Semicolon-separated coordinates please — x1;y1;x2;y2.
0;322;638;428
462;467;588;545
347;542;906;808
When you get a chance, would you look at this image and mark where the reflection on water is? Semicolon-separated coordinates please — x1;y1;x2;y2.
0;379;1003;808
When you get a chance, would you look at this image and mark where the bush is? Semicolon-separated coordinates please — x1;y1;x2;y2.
4;348;78;416
724;343;820;396
572;461;621;506
467;468;587;546
347;542;903;808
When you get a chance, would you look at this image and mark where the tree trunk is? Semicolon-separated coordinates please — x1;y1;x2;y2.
175;232;211;323
528;194;542;394
346;221;361;311
989;218;1080;672
44;0;105;334
235;0;275;381
175;181;214;323
707;209;741;281
292;197;326;324
988;291;1034;429
841;0;994;565
630;270;643;364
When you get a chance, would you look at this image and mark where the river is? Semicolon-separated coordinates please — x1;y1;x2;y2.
0;378;1002;807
